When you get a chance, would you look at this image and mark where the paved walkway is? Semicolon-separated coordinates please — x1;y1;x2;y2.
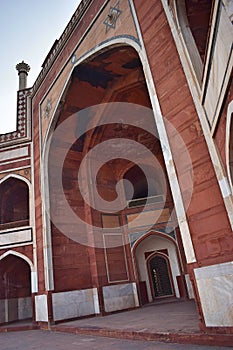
0;330;230;350
51;299;233;347
55;299;200;334
1;299;233;347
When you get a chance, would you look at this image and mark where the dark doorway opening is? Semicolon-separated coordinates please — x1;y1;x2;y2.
148;254;174;298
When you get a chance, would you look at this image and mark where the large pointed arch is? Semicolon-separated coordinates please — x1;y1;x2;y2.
41;35;196;291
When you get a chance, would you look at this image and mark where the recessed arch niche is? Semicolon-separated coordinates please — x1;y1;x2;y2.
0;177;29;229
46;43;178;293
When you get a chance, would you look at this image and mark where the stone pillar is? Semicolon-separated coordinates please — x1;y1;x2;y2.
16;61;30;90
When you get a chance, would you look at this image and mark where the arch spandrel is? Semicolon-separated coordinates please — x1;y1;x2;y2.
40;0;140;146
0;250;34;272
0;168;31;183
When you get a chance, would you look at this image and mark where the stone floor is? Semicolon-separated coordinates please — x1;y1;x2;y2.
51;299;233;347
55;298;200;334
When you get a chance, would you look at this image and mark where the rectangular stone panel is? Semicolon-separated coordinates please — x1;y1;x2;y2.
52;288;98;321
103;234;129;283
0;299;5;323
103;282;139;313
18;297;32;320
194;261;233;327
102;214;121;229
127;208;171;229
0;228;32;247
0;145;29;163
35;295;48;322
7;299;18;322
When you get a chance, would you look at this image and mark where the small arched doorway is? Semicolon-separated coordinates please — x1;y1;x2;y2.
0;254;32;324
148;253;174;299
134;232;182;304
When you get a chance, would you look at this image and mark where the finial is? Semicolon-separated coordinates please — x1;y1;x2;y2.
16;61;30;90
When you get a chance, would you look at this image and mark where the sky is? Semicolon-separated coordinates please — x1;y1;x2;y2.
0;1;81;133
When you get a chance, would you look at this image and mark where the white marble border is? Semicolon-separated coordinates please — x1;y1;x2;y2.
52;288;99;321
0;145;29;163
103;282;138;312
0;228;32;247
35;294;48;322
194;261;233;327
226;100;233;192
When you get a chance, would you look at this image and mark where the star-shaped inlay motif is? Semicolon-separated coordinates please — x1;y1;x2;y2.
104;1;122;33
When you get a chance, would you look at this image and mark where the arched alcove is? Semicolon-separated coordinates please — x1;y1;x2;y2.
46;44;167;291
43;42;188;322
123;164;165;203
0;254;32;324
0;177;29;229
133;232;181;303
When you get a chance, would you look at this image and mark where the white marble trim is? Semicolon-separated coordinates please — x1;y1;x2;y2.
0;146;29;162
194;261;233;279
194;261;233;327
35;295;48;322
161;0;233;230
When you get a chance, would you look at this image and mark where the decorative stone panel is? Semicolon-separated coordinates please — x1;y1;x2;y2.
194;262;233;327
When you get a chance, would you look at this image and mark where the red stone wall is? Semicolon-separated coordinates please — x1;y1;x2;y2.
0;245;33;265
31;0;233;305
51;225;93;291
134;0;233;267
32;0;107;294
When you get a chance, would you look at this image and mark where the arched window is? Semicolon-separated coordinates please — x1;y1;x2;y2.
0;177;29;228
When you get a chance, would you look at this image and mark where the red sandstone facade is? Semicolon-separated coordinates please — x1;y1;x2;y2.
0;0;233;335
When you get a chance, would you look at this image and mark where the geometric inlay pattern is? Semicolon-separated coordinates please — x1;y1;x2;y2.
0;88;32;145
